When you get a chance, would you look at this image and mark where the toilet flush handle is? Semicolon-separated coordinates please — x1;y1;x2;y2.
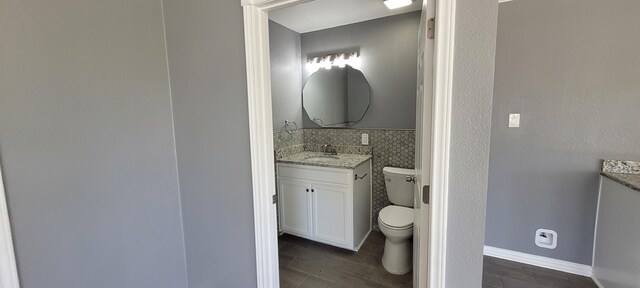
406;176;416;183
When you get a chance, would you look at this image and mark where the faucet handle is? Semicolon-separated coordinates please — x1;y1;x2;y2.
323;144;337;155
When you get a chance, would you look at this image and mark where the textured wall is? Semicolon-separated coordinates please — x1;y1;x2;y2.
446;0;498;287
300;12;421;129
270;21;303;133
162;0;257;287
486;0;640;265
0;0;188;287
303;129;415;231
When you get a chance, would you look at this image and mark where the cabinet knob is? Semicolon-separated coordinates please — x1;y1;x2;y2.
306;188;309;192
311;189;315;193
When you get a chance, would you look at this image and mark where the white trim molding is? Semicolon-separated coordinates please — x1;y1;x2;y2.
591;276;604;288
242;1;319;287
484;246;593;277
428;0;456;286
0;164;20;288
242;3;280;288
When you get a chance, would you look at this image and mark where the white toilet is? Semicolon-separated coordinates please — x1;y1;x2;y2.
378;167;415;275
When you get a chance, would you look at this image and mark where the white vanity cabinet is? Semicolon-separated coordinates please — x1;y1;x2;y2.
277;160;372;251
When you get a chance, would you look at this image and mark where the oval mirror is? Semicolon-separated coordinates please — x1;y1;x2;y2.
303;65;371;127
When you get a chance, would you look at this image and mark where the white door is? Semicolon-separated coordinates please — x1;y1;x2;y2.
0;164;20;288
414;0;435;287
279;178;312;237
311;183;348;246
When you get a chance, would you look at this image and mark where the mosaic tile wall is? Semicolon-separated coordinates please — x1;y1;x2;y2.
273;130;304;151
304;128;416;231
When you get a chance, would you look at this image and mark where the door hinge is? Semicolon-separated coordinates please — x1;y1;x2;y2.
427;17;435;40
422;185;430;204
272;194;278;204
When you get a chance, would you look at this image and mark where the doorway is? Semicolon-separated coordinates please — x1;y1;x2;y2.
241;0;456;287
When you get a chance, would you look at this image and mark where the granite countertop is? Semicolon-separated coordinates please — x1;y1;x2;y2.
277;151;372;169
601;160;640;192
601;172;640;192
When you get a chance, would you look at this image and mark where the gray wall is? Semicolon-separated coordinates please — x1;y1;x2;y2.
446;0;498;286
300;12;421;129
486;0;640;265
270;21;303;132
162;0;257;287
0;1;188;287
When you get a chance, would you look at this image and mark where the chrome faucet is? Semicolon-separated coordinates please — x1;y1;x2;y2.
323;144;338;155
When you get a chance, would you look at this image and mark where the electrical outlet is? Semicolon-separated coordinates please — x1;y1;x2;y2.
509;113;521;128
535;229;557;249
361;134;369;145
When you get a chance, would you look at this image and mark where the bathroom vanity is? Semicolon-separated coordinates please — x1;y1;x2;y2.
276;152;372;251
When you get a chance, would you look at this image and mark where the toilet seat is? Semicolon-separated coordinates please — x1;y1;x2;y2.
378;205;414;230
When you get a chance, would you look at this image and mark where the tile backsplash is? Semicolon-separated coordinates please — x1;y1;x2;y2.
274;128;416;231
273;130;304;151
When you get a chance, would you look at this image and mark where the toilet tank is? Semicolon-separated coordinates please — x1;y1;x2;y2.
383;167;416;207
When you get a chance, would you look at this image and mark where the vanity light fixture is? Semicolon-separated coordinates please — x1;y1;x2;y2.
306;52;361;73
383;0;414;9
321;56;332;70
334;54;346;68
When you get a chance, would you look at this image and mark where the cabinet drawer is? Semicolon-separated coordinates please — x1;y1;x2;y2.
278;164;349;185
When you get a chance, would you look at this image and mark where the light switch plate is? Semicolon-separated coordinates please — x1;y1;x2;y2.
361;134;369;145
509;113;520;128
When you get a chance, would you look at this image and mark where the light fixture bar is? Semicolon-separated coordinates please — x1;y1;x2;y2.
306;52;361;73
383;0;414;10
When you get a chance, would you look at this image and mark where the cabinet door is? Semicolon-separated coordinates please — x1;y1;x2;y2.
311;183;349;245
279;179;312;237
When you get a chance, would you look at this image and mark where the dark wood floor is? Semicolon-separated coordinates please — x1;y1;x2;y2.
483;256;598;288
279;231;412;288
278;231;598;288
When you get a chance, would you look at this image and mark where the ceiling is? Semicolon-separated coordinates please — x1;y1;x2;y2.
269;0;423;34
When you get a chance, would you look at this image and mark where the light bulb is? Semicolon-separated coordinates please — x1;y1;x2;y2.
383;0;414;10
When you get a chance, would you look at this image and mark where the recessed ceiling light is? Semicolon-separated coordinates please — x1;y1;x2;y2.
383;0;414;10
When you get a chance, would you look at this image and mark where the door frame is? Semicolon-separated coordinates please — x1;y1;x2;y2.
427;0;456;287
0;164;20;288
240;0;457;287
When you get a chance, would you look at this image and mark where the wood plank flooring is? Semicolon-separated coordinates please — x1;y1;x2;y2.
279;231;598;288
483;256;598;288
278;232;411;288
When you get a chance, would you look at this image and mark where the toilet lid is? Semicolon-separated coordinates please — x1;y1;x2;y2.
379;206;414;229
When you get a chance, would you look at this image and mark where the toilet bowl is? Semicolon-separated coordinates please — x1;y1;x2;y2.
378;167;416;275
378;205;414;274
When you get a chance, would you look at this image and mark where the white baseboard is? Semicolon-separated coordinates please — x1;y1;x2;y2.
591;275;604;288
484;246;593;277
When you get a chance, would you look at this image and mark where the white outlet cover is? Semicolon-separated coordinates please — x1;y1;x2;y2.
509;113;521;128
535;229;557;249
361;133;369;145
